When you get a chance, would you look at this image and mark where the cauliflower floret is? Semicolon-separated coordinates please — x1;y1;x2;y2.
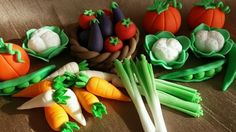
195;30;225;53
28;28;61;53
152;38;182;63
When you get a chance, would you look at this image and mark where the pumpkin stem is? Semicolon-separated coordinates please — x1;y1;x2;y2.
194;0;230;14
147;0;182;14
0;38;24;63
83;9;95;16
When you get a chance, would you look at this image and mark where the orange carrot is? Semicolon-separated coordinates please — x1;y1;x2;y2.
84;77;130;101
73;88;107;119
44;103;80;132
13;80;52;98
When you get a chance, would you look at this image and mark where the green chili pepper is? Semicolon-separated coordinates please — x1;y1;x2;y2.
0;65;56;96
158;60;225;82
222;44;236;91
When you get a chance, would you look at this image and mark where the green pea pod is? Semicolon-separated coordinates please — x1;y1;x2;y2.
0;65;56;96
158;60;225;82
222;44;236;91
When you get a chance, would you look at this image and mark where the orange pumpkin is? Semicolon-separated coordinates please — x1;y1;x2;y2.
142;0;182;34
187;0;231;29
0;40;30;81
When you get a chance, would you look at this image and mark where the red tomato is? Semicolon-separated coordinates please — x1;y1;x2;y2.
142;7;181;34
0;43;30;81
187;6;225;29
79;10;96;29
104;37;123;52
115;18;137;40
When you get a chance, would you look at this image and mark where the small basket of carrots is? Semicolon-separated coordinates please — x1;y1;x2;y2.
70;1;140;71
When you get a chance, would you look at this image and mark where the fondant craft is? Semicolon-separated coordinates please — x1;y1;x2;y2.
115;18;137;40
23;26;69;62
159;59;225;82
187;0;231;29
190;24;233;58
111;1;125;24
145;31;190;70
142;0;182;34
79;9;96;29
0;38;30;81
96;9;113;38
104;36;123;52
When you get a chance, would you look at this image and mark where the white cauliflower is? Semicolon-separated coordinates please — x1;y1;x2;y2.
195;30;225;53
28;28;61;53
152;38;182;63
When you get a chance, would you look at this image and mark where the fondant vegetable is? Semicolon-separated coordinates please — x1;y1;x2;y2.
152;38;182;63
222;44;236;91
104;36;123;52
0;38;30;81
142;0;182;34
28;28;60;53
13;80;52;98
114;56;167;132
158;60;225;82
18;88;87;126
77;29;89;45
73;88;107;119
0;65;56;96
187;0;231;29
44;103;80;132
145;31;190;70
96;9;113;38
87;19;104;52
111;1;125;24
23;26;69;62
80;70;123;88
79;9;96;29
115;18;137;40
190;24;233;58
195;30;225;53
45;60;88;81
76;74;130;102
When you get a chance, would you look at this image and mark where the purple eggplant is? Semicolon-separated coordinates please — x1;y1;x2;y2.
87;19;103;52
111;1;125;24
77;29;89;46
96;10;113;38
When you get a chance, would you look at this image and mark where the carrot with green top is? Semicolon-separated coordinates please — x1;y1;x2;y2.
13;80;52;98
73;88;107;119
44;103;80;132
76;73;130;102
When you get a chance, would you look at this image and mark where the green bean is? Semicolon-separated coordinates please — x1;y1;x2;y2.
0;65;56;96
158;60;225;82
222;44;236;91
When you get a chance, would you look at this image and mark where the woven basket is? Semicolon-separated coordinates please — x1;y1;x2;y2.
70;24;140;71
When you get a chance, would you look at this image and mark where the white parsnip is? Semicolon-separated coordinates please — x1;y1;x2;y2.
17;89;86;126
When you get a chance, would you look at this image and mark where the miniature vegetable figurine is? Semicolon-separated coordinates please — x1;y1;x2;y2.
45;60;88;81
0;65;56;96
18;88;87;126
78;29;89;45
76;74;130;102
73;88;107;119
187;0;231;29
96;9;113;38
87;19;104;52
44;103;80;132
111;1;125;24
152;38;182;63
158;59;225;82
195;30;225;53
190;24;233;58
114;55;167;132
142;0;182;34
0;38;30;81
115;18;137;40
23;26;69;62
79;9;96;29
28;28;60;53
104;36;123;52
222;44;236;91
145;31;190;70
